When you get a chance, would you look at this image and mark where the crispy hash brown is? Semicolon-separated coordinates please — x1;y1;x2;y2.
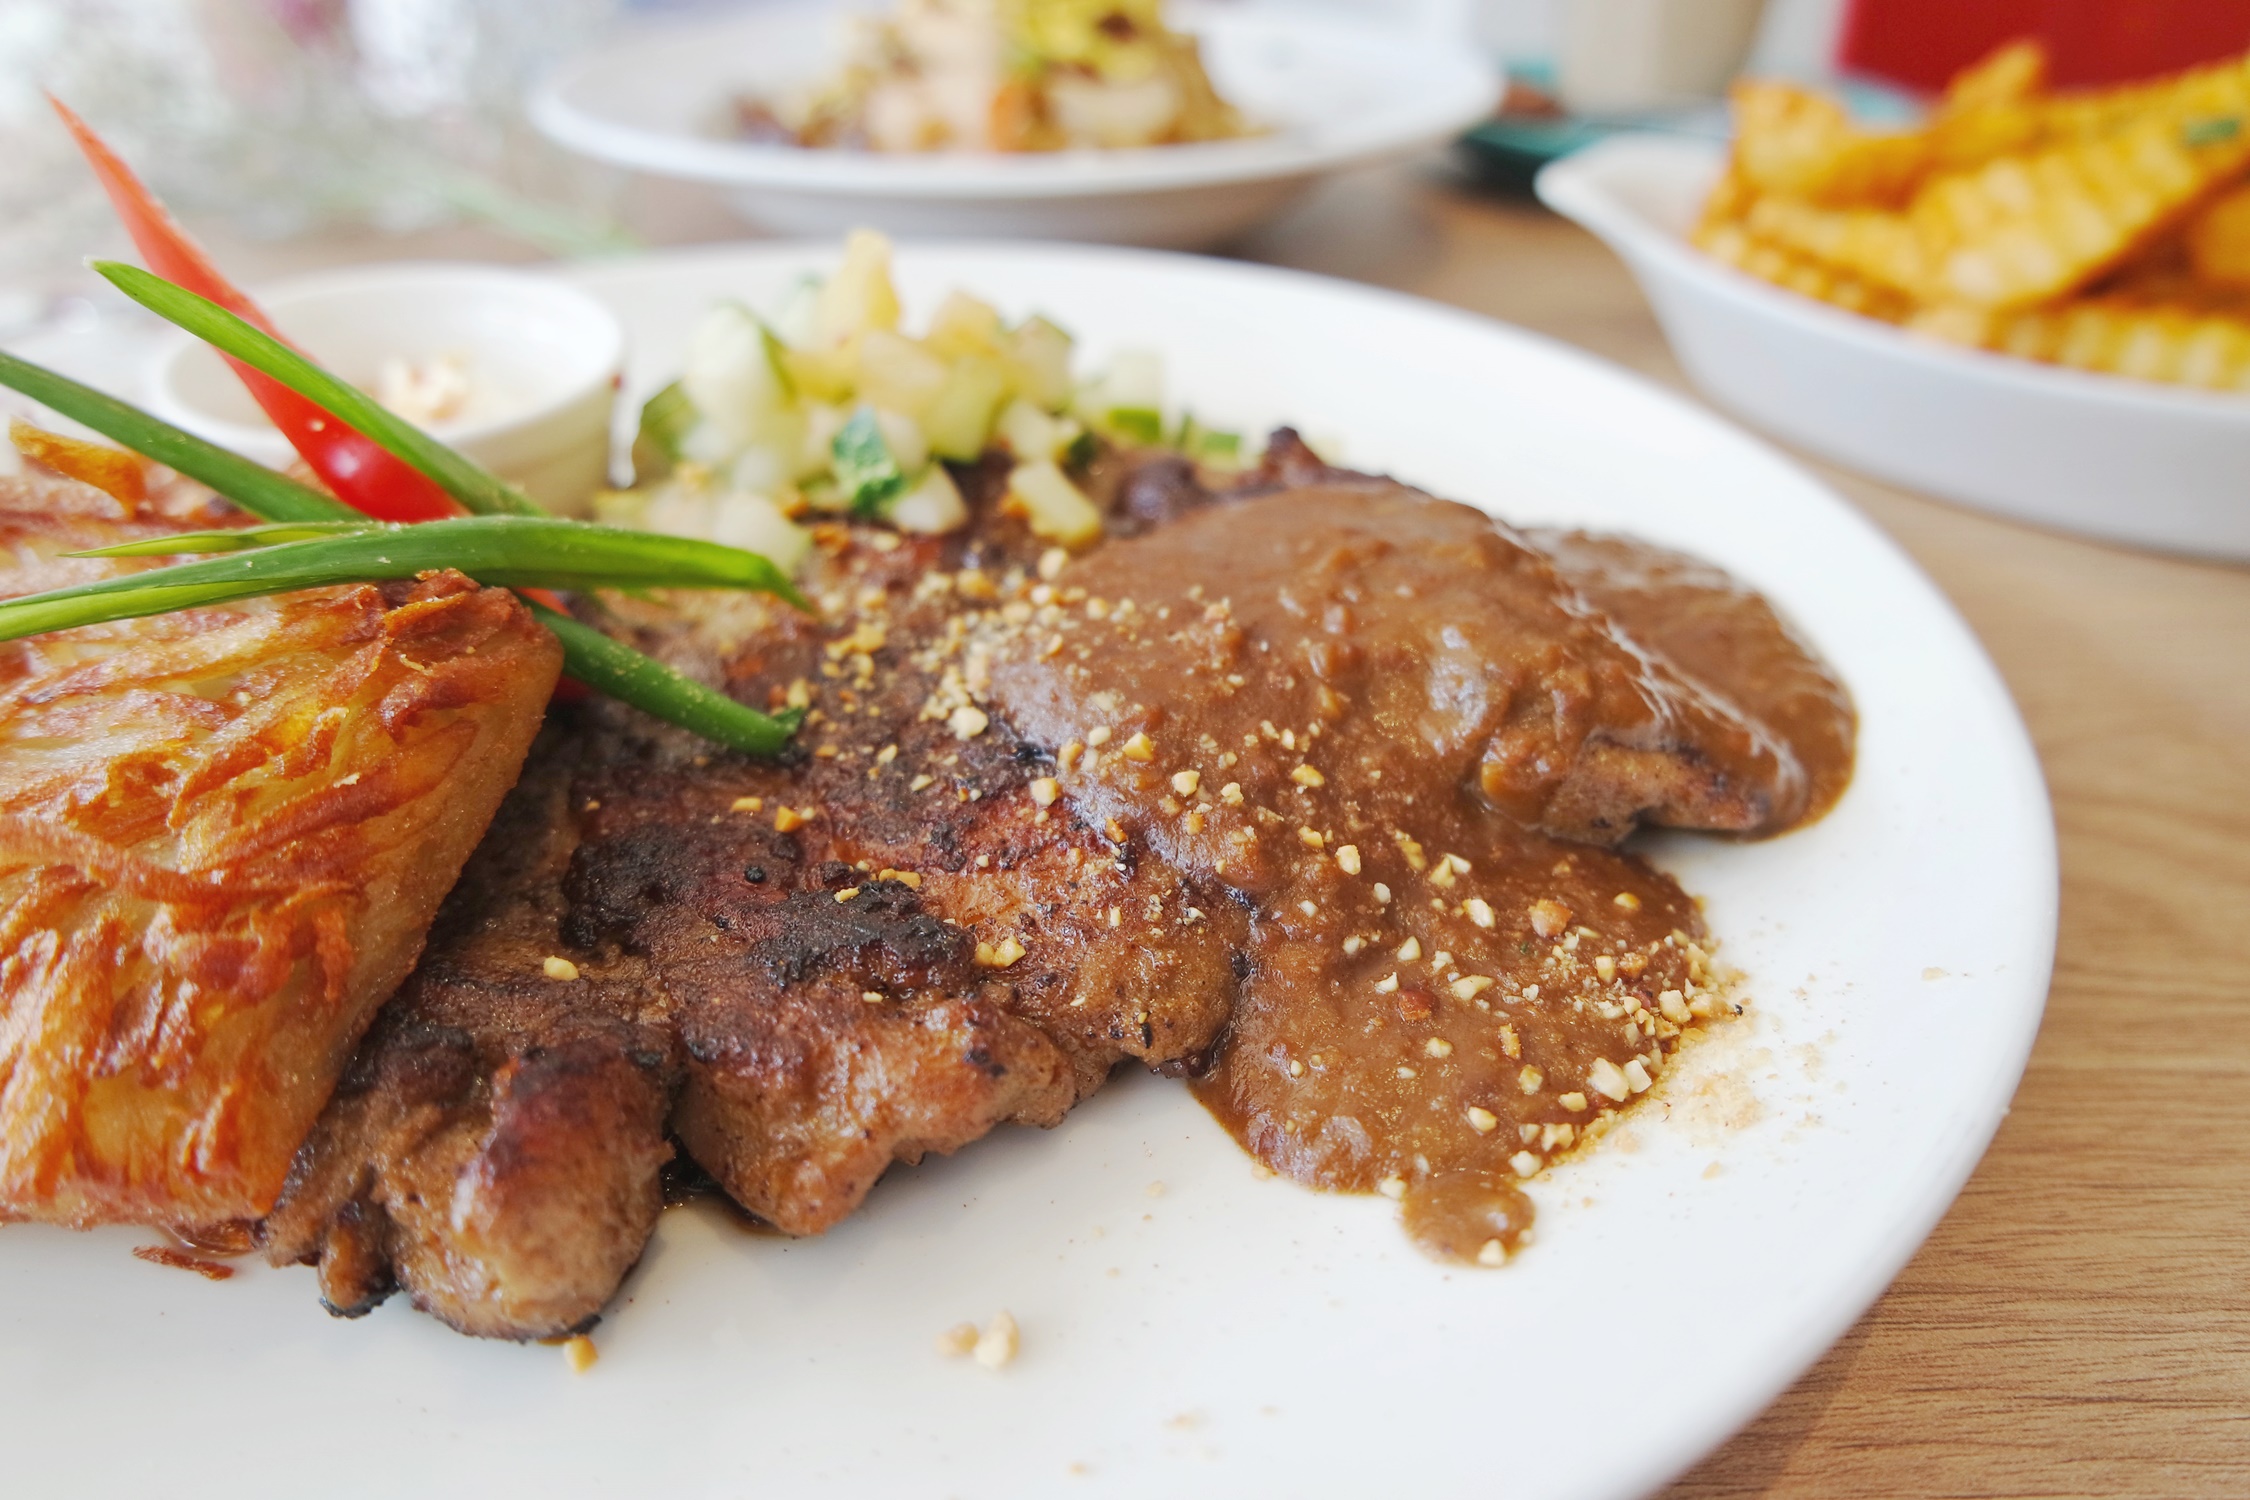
0;432;561;1229
1697;40;2250;392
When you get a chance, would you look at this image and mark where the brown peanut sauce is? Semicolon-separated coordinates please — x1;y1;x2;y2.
987;475;1852;1265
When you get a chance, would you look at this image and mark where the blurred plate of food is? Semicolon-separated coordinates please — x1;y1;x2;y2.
1538;42;2250;561
528;0;1498;247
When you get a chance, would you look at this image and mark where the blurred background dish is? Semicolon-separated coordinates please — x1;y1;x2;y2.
148;264;624;514
1538;133;2250;561
527;1;1499;246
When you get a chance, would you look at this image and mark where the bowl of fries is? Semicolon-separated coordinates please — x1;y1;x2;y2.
1537;42;2250;561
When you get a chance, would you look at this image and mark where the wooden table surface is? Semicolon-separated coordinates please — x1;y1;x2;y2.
201;158;2250;1497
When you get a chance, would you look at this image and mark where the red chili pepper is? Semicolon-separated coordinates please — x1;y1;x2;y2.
51;96;461;523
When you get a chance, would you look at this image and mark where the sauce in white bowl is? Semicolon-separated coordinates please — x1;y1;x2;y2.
148;264;625;516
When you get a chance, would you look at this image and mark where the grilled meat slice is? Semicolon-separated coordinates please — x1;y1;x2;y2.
267;478;1245;1332
259;739;676;1338
0;446;561;1230
266;434;1852;1334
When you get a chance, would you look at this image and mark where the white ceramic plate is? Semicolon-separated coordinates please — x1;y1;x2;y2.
0;244;2055;1500
1538;134;2250;561
529;2;1498;247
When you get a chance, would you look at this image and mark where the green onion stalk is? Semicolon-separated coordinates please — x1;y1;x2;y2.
0;293;805;755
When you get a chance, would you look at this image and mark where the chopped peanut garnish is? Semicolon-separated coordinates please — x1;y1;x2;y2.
1559;1092;1589;1113
975;936;1027;969
1219;781;1244;806
561;1335;597;1373
1587;1057;1631;1102
1518;1064;1544;1093
1171;769;1200;796
1464;898;1495;929
731;795;763;813
1529;899;1574;938
1614;891;1642;911
1334;844;1361;875
1029;777;1061;807
542;956;580;982
1120;731;1155;762
1290;764;1325;788
947;705;990;740
1466;1106;1498;1134
1396;936;1422;962
774;806;810;832
973;1310;1020;1369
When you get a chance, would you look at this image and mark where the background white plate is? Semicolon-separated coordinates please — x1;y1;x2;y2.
1538;134;2250;562
0;244;2056;1500
530;2;1499;246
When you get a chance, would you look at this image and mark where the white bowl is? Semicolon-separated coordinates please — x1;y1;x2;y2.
148;264;625;516
528;1;1499;248
1537;133;2250;561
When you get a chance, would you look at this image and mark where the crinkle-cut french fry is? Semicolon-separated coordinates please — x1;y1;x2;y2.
1916;104;2250;305
1910;296;2250;390
1945;40;2049;114
1728;80;1929;207
1692;218;1917;321
1925;42;2052;175
1741;195;1933;297
1750;88;2250;308
2187;181;2250;287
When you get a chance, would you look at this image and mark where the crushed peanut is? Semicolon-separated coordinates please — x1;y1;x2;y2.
1587;1057;1631;1103
1171;769;1200;796
561;1335;597;1373
542;956;580;982
1290;764;1325;788
1120;731;1155;762
1509;1151;1541;1179
1529;899;1574;938
975;936;1028;969
1466;1106;1499;1134
973;1310;1020;1369
1334;844;1361;875
1029;777;1061;807
1464;898;1496;929
1518;1064;1544;1093
730;795;763;813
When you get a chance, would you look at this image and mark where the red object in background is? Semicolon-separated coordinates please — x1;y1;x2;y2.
1841;0;2250;92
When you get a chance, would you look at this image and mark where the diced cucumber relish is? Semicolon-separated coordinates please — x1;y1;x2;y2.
605;231;1248;566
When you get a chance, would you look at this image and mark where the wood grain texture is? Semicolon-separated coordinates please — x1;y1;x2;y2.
184;161;2250;1495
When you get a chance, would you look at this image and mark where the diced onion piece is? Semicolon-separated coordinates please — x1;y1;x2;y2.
812;229;902;347
890;465;968;535
871;407;929;474
856;329;950;422
995;397;1083;463
1076;348;1166;441
798;402;850;481
925;290;1006;359
1006;459;1102;548
1006;316;1075;409
709;491;812;571
681;303;797;458
922;355;1010;460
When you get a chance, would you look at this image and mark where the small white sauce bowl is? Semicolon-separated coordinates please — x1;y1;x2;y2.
147;263;625;516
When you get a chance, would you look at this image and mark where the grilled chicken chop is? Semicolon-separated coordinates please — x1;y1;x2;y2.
0;435;561;1229
265;435;1851;1336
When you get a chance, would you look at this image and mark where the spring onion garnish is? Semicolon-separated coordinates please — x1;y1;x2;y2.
0;351;355;524
527;603;799;757
6;517;802;642
8;288;808;757
92;260;543;519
